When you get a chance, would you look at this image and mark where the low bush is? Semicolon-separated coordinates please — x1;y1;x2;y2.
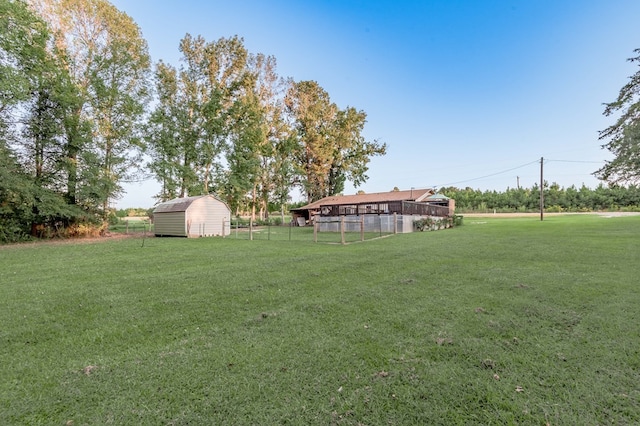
414;216;454;231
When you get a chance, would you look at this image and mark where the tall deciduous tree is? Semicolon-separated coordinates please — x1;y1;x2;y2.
1;0;44;114
330;106;386;194
597;48;640;184
147;34;248;200
225;53;292;220
0;0;39;239
28;0;151;215
0;139;36;241
285;80;337;202
146;61;198;200
252;56;295;222
224;85;264;215
285;80;386;202
1;0;86;238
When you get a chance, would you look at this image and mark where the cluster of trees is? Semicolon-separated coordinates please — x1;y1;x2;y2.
0;0;385;242
114;207;152;219
441;183;640;213
1;0;150;241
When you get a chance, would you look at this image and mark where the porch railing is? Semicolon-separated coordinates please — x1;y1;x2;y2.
321;201;450;217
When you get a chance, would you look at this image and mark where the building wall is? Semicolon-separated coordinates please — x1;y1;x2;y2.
316;214;411;234
185;197;231;237
154;212;186;236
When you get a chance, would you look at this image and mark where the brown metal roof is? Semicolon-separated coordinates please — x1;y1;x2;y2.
292;188;434;211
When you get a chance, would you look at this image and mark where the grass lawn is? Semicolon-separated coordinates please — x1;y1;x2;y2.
1;215;639;425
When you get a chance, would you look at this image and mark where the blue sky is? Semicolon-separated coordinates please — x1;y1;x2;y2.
110;0;640;208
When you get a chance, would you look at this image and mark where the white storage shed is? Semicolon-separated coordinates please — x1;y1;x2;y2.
153;195;231;237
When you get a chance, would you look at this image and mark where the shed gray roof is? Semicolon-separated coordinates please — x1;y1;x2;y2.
153;196;201;213
153;195;228;213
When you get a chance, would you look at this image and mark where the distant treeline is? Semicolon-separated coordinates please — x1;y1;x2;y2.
441;183;640;213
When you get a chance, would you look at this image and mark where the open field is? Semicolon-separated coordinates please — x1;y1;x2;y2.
1;215;639;425
461;211;640;218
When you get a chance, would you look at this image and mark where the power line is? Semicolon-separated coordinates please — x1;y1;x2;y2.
432;159;540;188
546;159;606;164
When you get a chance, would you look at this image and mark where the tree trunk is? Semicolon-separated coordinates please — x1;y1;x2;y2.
64;109;82;206
203;162;210;193
251;184;257;222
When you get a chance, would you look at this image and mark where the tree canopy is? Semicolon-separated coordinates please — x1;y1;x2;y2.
597;48;640;185
1;0;85;240
285;80;386;203
147;36;385;212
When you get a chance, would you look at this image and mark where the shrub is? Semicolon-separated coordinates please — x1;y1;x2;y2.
63;222;108;238
414;217;433;231
414;216;457;231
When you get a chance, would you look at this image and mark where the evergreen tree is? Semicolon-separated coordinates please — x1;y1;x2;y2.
597;48;640;185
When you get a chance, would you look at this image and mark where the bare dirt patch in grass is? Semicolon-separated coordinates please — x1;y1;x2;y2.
0;232;151;250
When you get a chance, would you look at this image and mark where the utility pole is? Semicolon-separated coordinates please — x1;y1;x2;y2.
517;176;520;190
540;157;544;221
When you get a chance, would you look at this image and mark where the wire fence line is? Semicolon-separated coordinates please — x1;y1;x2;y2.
313;215;394;244
230;217;396;244
109;220;152;235
109;217;399;244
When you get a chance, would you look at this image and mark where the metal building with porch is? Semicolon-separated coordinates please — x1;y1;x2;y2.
290;188;455;233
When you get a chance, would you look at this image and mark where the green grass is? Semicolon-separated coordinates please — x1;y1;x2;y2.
1;215;639;425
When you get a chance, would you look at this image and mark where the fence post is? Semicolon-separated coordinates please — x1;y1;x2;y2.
314;218;318;243
341;215;346;245
394;212;398;234
250;218;253;241
289;220;292;241
222;218;226;238
125;220;128;234
360;215;364;241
